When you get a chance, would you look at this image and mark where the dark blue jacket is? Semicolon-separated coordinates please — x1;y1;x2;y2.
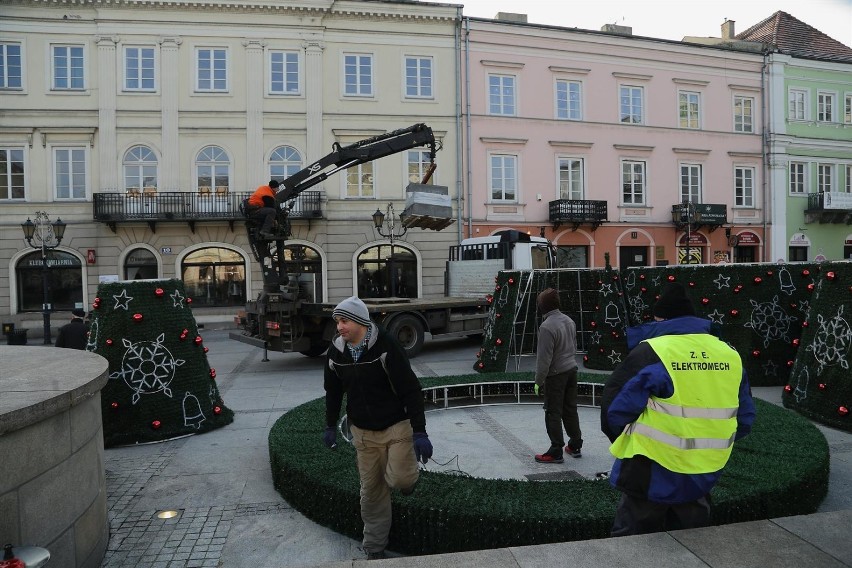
601;316;756;504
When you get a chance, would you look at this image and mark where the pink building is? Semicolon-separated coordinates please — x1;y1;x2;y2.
461;17;766;269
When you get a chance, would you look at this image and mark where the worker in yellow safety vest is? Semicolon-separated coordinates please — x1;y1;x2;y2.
601;281;756;536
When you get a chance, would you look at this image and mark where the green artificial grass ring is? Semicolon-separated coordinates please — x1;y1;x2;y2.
269;372;829;555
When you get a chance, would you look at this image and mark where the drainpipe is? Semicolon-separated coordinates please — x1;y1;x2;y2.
464;16;473;239
761;49;770;262
455;7;464;242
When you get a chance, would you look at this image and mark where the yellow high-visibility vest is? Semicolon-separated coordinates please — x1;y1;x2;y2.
609;333;742;474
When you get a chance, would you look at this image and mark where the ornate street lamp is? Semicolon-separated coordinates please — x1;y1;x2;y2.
372;203;407;297
671;202;700;265
21;211;67;344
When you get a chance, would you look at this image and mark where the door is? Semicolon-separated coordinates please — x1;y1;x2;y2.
619;246;648;271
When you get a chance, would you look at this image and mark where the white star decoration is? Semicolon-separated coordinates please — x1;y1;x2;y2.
707;309;725;325
607;350;622;364
171;289;186;308
113;289;133;310
714;274;731;289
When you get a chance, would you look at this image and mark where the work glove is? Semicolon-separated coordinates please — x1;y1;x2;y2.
323;426;337;449
413;432;433;464
534;384;543;396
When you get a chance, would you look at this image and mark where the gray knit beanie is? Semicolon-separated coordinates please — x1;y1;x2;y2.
332;296;371;327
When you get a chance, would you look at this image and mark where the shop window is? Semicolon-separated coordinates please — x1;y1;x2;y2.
124;247;159;280
789;246;808;262
555;245;589;268
357;244;417;299
181;247;246;307
16;250;83;312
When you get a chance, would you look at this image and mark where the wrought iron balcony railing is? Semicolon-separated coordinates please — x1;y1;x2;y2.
548;199;608;230
671;202;728;232
806;192;852;224
92;191;323;232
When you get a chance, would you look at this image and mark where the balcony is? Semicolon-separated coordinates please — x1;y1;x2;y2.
92;190;323;233
671;202;727;232
805;192;852;224
548;199;608;230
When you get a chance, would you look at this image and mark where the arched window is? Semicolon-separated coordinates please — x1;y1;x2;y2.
269;146;303;181
16;250;83;312
196;146;230;192
124;248;159;280
282;244;323;302
123;145;158;191
356;245;417;299
181;247;245;307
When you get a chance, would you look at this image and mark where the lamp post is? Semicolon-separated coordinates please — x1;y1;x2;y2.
372;203;407;298
672;202;700;265
21;211;67;344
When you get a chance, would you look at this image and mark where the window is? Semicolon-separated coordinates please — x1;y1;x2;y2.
680;164;702;203
123;145;158;191
196;47;227;92
16;251;83;312
404;56;432;99
269;50;300;95
678;91;700;129
555;245;589;268
124;248;159;280
620;85;643;124
346;162;373;197
196;146;230;190
621;160;645;205
343;53;373;97
847;165;852;193
817;92;836;122
789;162;807;194
407;150;434;185
124;46;155;91
489;154;517;201
789;89;807;121
54;147;86;199
52;45;84;90
734;95;754;133
558;157;584;200
846;94;852;124
1;42;22;89
269;146;302;180
789;246;808;262
734;166;755;207
488;74;516;116
0;148;25;199
282;245;323;303
181;247;246;307
357;244;417;299
556;80;581;120
818;163;834;193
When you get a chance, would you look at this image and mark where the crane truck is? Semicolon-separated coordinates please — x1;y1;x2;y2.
230;124;558;358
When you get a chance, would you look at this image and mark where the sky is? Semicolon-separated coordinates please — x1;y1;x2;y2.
456;0;852;48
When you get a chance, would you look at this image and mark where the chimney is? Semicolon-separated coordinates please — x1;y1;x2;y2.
495;12;528;23
600;23;633;36
721;19;735;40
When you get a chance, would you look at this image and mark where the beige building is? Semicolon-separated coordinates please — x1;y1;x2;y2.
0;0;463;337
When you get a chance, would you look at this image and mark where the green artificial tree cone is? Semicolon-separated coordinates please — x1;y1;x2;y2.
584;252;628;370
89;278;234;447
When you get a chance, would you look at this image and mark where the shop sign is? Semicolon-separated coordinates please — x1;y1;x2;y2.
677;232;708;246
736;231;760;245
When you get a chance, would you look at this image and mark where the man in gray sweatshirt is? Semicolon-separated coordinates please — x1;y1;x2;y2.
534;288;583;463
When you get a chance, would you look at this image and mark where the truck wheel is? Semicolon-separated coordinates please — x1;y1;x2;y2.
299;339;330;358
388;315;425;357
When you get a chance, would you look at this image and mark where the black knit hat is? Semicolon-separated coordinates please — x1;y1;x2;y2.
537;288;560;314
653;282;696;319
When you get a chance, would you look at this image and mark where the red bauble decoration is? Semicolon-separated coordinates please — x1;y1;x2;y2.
110;401;119;409
839;406;849;417
611;331;618;338
766;270;774;277
495;338;503;345
194;336;203;345
182;328;189;335
667;275;676;282
784;385;792;392
827;271;836;281
730;309;739;317
689;282;696;288
507;278;515;285
213;406;222;415
701;298;710;305
802;321;809;328
786;360;794;368
641;287;647;293
151;420;162;429
478;362;485;369
639;274;646;280
733;288;741;294
203;347;209;353
753;277;762;284
792;338;800;347
583;355;589;362
187;297;193;304
590;321;597;327
599;347;604;353
807;283;815;292
155;287;165;297
209;368;217;379
133;313;143;322
106;338;114;346
495;312;502;318
179;333;187;341
802;269;810;277
486;295;494;304
612;275;619;281
751;350;761;358
818;383;827;391
495;285;501;292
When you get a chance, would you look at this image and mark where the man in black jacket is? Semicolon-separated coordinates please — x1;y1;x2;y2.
323;296;433;560
55;308;88;350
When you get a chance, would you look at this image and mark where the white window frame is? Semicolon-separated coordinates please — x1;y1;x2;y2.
0;147;26;199
845;93;852;124
342;53;374;98
123;45;156;92
50;43;85;91
789;162;808;195
734;95;754;133
557;157;584;200
846;164;852;194
268;49;301;96
53;145;88;199
489;153;518;202
488;73;516;116
555;79;582;121
345;162;374;198
818;163;835;193
269;145;303;180
1;41;23;90
407;149;434;186
123;145;158;191
734;166;755;208
195;145;231;191
619;85;644;125
679;163;702;203
817;91;837;123
788;88;808;121
678;90;701;129
195;47;228;93
403;55;433;99
621;160;646;205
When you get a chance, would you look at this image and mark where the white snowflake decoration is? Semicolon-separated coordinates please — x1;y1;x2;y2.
805;305;852;375
627;295;647;326
113;289;133;310
744;295;797;348
109;333;186;404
